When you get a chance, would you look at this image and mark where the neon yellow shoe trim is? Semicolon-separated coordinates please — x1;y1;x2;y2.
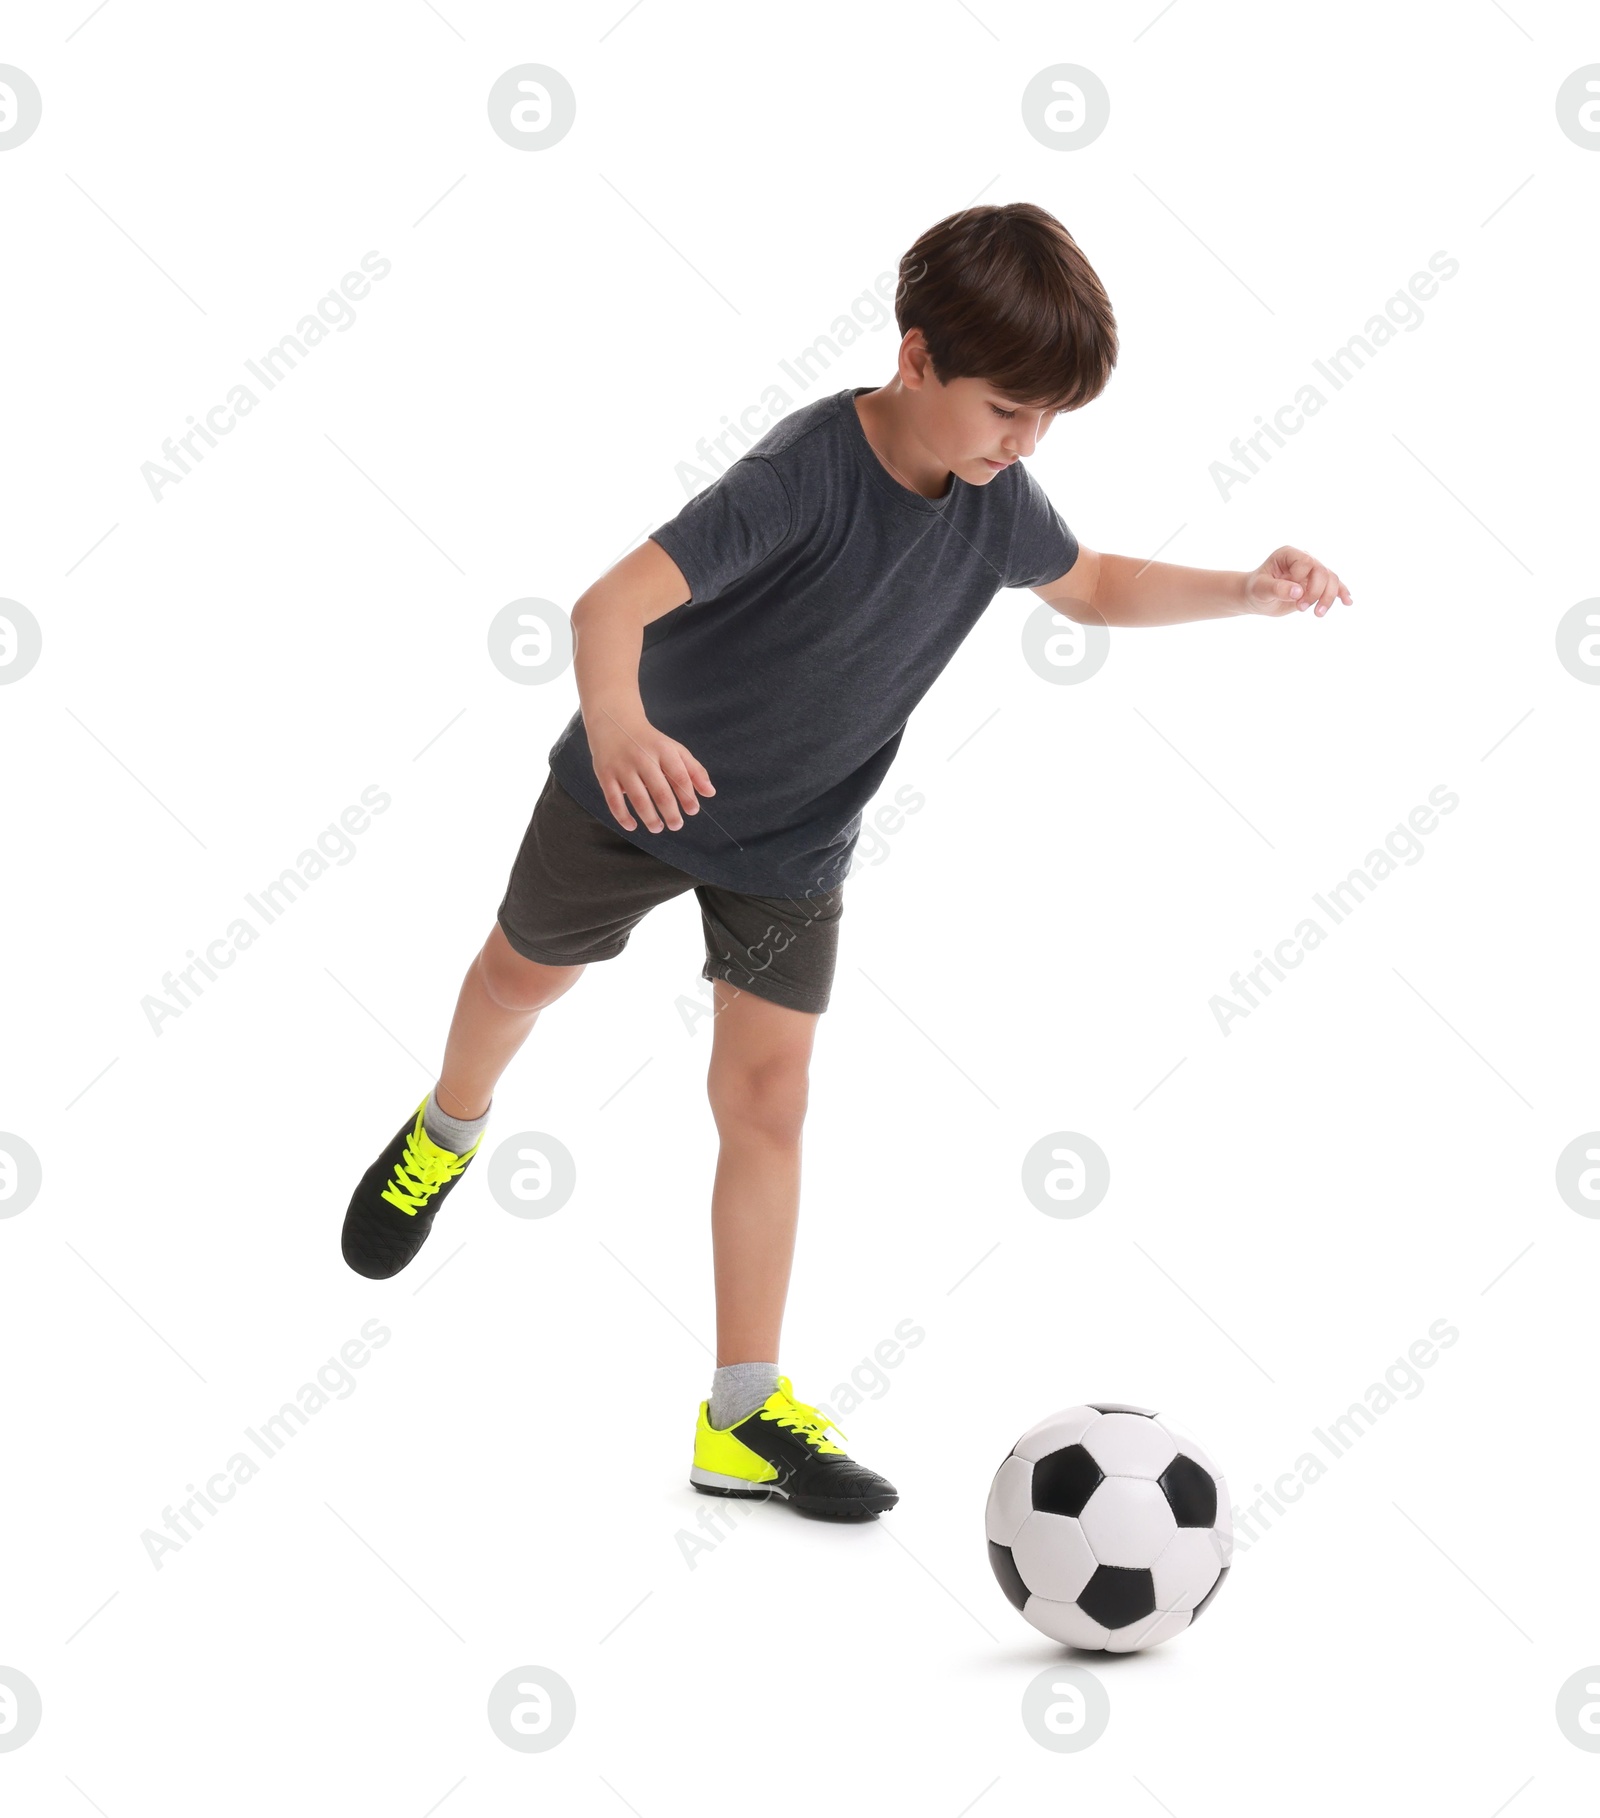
692;1375;849;1482
380;1099;482;1218
694;1402;780;1484
761;1376;848;1453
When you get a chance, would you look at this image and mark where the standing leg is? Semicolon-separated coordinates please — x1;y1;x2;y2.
704;980;820;1366
691;981;898;1514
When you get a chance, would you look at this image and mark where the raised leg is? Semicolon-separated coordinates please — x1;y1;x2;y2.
435;923;586;1120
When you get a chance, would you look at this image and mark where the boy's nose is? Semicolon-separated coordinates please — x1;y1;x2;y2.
1005;427;1037;458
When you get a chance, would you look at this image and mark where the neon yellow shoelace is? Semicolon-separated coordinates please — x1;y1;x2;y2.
760;1377;848;1453
381;1131;471;1217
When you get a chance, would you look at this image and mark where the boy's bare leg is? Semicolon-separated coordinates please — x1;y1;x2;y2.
434;924;586;1120
704;979;819;1365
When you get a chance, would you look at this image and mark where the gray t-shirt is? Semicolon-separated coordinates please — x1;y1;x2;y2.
548;384;1078;896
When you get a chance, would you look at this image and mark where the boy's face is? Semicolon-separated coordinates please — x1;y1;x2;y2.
908;358;1061;484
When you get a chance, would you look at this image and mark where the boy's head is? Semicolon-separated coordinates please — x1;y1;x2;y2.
889;202;1117;483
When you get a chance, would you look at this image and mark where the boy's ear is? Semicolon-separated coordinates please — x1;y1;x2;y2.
898;327;935;390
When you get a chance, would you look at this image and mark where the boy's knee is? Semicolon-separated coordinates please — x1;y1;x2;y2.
478;929;581;1013
707;1055;810;1143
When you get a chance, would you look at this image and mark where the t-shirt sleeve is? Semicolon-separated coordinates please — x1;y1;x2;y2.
649;456;793;604
1003;463;1079;590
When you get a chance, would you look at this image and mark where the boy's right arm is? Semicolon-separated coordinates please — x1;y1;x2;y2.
570;538;716;835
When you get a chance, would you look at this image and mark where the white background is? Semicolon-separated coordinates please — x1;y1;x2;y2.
3;0;1598;1810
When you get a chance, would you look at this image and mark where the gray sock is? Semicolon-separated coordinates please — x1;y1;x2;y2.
422;1088;491;1156
710;1361;781;1430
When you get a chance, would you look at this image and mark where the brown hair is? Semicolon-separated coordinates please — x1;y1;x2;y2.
893;203;1117;411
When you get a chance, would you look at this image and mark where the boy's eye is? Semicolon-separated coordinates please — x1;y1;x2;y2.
990;405;1017;420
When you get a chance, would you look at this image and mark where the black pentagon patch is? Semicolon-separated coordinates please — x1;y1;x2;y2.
1088;1402;1157;1417
1159;1453;1218;1527
1031;1444;1103;1517
1078;1564;1156;1629
987;1540;1030;1611
1190;1564;1228;1621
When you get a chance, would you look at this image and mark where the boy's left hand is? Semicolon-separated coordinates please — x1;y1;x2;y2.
1243;545;1353;618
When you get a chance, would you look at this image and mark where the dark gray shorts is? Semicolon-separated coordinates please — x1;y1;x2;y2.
495;772;846;1015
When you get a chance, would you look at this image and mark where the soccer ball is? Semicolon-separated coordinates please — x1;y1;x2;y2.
985;1401;1232;1652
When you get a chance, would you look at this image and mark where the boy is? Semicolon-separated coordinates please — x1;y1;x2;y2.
340;202;1349;1521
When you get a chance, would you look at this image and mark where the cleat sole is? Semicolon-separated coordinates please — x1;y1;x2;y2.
689;1464;895;1518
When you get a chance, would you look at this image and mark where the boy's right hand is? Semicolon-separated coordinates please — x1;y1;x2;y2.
586;705;715;833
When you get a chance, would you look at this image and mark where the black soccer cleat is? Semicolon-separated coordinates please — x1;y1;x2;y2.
342;1097;483;1280
690;1375;899;1519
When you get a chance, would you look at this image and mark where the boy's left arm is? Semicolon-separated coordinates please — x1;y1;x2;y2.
1037;544;1352;627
